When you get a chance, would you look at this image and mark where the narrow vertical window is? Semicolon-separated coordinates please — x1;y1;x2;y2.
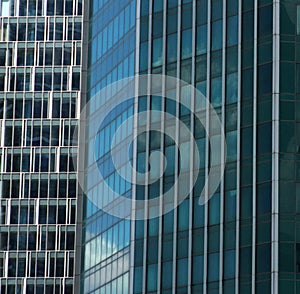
297;243;300;272
1;0;10;17
297;6;300;35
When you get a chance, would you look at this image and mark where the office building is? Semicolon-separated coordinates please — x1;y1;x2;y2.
77;0;300;293
0;0;83;293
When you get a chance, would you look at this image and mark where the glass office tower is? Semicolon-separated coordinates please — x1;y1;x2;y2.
79;0;300;293
0;0;83;293
78;0;136;293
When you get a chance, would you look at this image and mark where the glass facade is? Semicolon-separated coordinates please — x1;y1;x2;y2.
78;0;298;294
0;0;83;293
79;0;135;293
279;0;300;293
135;0;239;293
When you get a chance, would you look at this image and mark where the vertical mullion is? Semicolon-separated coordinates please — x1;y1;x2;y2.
171;1;181;293
141;1;153;292
271;0;280;293
252;0;258;293
187;1;197;293
219;0;227;292
235;0;242;292
157;0;168;293
203;0;211;293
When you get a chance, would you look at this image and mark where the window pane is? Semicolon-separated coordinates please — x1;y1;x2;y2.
162;261;173;289
209;193;220;225
147;264;158;292
196;25;207;55
177;258;188;286
258;5;272;37
225;190;236;222
257;182;271;215
256;243;271;273
152;38;162;67
297;6;300;35
181;29;192;59
192;255;204;284
297;244;300;272
224;250;236;279
211;0;222;21
208;253;219;281
1;0;10;16
167;33;177;63
211;21;222;51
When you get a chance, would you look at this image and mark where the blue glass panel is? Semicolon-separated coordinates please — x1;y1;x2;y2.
147;264;158;292
209;193;220;225
181;29;192;59
177;258;188;287
211;76;222;107
211;20;223;51
192;255;204;284
208;253;220;282
167;33;178;63
152;38;163;67
196;25;207;55
226;72;238;104
227;16;238;46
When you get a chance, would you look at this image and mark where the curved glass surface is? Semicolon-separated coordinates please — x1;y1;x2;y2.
81;0;136;293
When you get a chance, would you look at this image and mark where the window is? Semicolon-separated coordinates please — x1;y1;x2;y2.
227;0;238;16
211;0;222;21
47;0;54;15
162;262;172;289
208;253;219;281
181;4;192;29
74;22;82;40
297;244;300;272
224;250;236;279
168;0;178;9
209;193;220;225
167;8;178;34
152;38;163;67
196;25;207;55
192;255;204;284
177;258;188;287
28;0;36;16
65;0;73;15
297;6;300;35
257;123;272;155
147;264;157;292
226;72;238;104
227;16;238;46
208;225;220;252
153;12;163;37
258;5;273;38
1;0;10;16
211;20;222;51
197;0;207;25
240;246;252;276
211;76;222;107
258;63;272;96
297;64;300;94
0;49;5;66
56;0;63;15
167;33;177;63
181;29;192;59
256;243;271;273
140;42;148;71
240;186;252;219
225;190;236;222
226;131;237;162
279;243;293;272
134;267;143;293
